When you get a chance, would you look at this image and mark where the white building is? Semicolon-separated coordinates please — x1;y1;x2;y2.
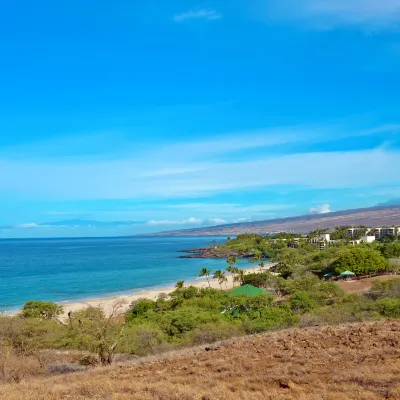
347;228;370;237
373;227;399;239
361;235;376;243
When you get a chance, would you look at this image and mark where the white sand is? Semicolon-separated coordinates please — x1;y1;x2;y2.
60;267;265;317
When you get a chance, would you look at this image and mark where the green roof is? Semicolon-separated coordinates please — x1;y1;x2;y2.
228;284;269;297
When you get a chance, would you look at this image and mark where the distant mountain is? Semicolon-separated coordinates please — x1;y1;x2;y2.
41;220;143;228
141;205;400;236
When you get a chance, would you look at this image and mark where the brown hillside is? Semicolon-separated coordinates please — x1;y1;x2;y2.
144;205;400;236
1;319;400;400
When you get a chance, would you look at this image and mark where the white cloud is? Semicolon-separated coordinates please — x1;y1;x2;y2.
147;217;227;227
16;223;42;228
174;8;222;22
267;0;400;28
1;124;399;202
309;204;332;214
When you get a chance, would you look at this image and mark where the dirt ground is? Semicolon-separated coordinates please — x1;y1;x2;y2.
337;275;400;293
1;319;399;400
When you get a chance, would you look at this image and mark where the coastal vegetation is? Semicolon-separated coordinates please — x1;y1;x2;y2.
0;226;399;385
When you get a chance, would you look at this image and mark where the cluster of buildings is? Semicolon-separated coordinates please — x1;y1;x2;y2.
276;226;399;251
347;227;400;239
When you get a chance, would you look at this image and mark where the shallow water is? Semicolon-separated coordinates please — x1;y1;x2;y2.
0;236;252;313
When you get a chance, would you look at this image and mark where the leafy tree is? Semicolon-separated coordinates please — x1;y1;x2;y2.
69;301;127;365
21;301;63;320
379;242;400;259
127;299;155;320
331;247;389;275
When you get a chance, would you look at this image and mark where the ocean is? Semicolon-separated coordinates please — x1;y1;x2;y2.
0;236;251;314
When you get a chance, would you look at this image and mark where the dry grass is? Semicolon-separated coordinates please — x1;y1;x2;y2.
0;319;399;400
337;275;400;293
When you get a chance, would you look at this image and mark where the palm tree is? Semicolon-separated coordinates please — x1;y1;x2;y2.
199;268;211;287
237;269;246;285
175;280;184;290
221;273;228;289
227;256;237;287
227;256;237;269
249;257;256;273
213;270;224;291
226;265;235;287
259;261;265;273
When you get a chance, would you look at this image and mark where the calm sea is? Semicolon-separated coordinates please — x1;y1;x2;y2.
0;236;251;313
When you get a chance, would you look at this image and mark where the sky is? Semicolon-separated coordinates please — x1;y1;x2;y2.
1;0;400;238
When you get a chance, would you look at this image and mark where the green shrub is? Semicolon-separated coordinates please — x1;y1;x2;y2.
369;279;400;299
243;307;295;333
21;301;63;320
189;322;242;345
374;298;400;318
289;291;317;313
126;299;156;322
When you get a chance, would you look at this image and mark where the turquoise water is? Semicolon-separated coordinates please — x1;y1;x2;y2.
0;236;252;313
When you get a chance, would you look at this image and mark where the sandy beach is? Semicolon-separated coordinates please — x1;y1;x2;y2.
61;267;266;317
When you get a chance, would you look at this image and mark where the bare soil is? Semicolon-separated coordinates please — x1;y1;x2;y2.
1;319;399;399
337;275;400;293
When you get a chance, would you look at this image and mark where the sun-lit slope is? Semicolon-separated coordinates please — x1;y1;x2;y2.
143;205;400;236
1;319;399;400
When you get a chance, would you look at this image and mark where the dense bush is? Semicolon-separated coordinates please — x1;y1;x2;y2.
21;301;63;320
332;247;389;275
289;291;317;313
369;279;400;299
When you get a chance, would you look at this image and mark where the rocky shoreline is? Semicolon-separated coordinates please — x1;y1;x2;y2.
178;246;256;259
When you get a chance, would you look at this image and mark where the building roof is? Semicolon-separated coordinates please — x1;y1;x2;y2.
228;284;270;297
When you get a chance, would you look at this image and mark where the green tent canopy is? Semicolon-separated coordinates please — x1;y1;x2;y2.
340;270;356;276
228;284;269;297
323;272;334;277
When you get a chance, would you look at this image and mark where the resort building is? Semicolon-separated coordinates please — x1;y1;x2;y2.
347;227;371;237
373;227;399;239
309;233;331;251
361;235;376;243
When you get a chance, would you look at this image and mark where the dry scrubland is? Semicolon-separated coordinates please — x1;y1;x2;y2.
1;319;399;400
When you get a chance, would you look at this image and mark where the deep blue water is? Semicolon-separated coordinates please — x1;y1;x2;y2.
0;236;251;313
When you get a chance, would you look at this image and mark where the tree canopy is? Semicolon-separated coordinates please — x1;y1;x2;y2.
331;247;389;275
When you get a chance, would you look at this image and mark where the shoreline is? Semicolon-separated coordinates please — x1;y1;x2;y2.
58;266;268;317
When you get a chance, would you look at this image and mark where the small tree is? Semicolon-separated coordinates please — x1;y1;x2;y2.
70;300;127;365
21;301;63;320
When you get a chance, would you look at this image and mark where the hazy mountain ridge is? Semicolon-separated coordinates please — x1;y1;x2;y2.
143;205;400;236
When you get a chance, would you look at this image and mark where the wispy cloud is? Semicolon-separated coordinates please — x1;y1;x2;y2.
1;124;400;202
147;217;227;227
173;8;222;22
267;0;400;29
309;204;332;214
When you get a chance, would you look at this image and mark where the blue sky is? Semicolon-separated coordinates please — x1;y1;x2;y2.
1;0;400;238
